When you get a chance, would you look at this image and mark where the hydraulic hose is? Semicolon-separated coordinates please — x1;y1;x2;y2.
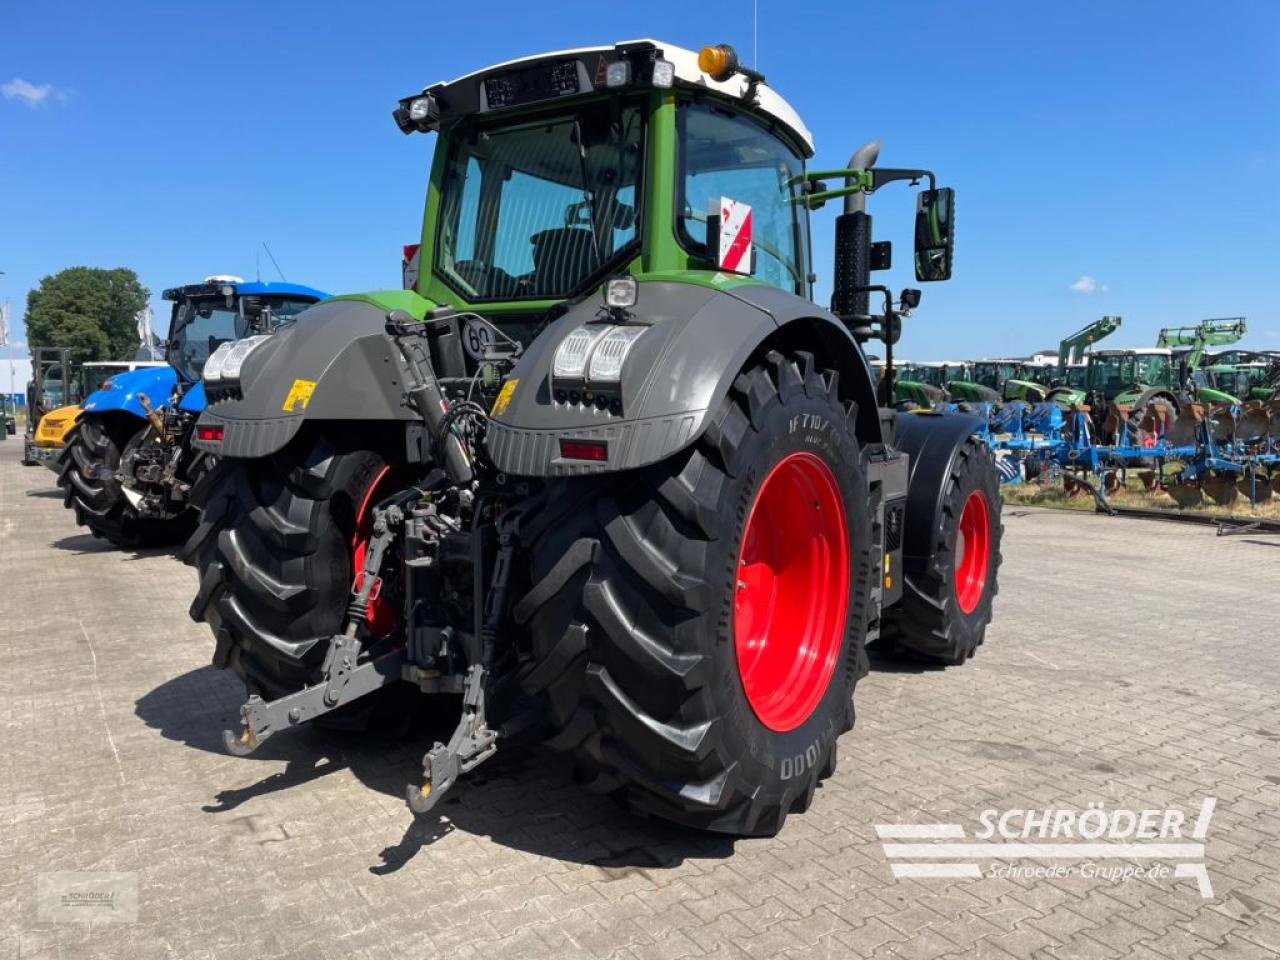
386;309;475;484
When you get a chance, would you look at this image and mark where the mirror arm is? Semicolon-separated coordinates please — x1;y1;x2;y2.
870;167;937;192
794;184;867;208
793;168;936;207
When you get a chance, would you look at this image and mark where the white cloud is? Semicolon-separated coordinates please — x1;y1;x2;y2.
2;78;60;108
1069;275;1109;295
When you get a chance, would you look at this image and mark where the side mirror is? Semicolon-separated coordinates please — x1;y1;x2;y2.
900;288;922;310
914;187;955;282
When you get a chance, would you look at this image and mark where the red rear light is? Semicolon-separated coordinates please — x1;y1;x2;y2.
559;439;608;462
197;425;224;443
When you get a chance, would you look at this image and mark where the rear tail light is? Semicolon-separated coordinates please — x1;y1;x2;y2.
559;439;607;462
197;425;224;443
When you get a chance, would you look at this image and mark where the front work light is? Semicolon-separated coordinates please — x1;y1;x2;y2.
552;326;608;380
604;276;638;309
203;342;234;382
408;97;436;122
605;61;631;88
205;335;271;383
588;327;645;382
651;58;675;88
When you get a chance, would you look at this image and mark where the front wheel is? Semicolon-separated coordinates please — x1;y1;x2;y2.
881;436;1003;664
517;351;875;835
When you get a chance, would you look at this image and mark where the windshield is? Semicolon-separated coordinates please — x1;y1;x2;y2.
82;366;119;395
170;295;314;381
169;296;313;381
916;366;948;387
1019;364;1055;385
1086;355;1131;393
438;101;644;301
170;299;245;382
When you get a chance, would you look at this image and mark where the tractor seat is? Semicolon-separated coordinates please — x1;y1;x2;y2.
530;229;598;295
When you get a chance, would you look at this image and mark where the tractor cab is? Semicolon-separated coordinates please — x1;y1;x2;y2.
391;40;822;352
972;360;1018;391
165;278;324;384
1084;349;1174;402
30;359;169;468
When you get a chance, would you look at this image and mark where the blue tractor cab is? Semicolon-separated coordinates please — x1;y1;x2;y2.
58;277;328;547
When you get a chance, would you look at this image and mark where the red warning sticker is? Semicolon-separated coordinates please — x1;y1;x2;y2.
595;55;609;86
402;243;421;291
717;197;753;274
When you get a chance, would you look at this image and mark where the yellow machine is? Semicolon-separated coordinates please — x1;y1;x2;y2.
28;361;166;471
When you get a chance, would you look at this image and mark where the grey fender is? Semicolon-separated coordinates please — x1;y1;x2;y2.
485;280;882;477
196;298;416;458
893;411;985;571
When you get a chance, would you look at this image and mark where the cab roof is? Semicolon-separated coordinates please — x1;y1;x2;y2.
162;280;329;302
422;39;814;156
1093;348;1172;357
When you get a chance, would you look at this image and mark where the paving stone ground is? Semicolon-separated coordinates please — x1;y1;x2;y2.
2;439;1279;960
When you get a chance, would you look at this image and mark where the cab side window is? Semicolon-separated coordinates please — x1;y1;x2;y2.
677;102;808;294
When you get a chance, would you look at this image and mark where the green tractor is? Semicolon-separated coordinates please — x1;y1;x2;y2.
893;360;954;407
1043;315;1123;407
943;361;1001;404
182;40;1002;835
960;359;1054;404
1045;319;1247;440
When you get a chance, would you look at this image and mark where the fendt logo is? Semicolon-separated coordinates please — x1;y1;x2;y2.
876;798;1216;898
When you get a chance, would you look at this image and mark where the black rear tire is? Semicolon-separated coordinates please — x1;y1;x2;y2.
516;351;875;835
880;437;1003;664
183;434;391;699
57;416;195;548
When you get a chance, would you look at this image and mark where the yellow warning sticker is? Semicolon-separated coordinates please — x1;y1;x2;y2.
283;379;317;413
491;378;519;418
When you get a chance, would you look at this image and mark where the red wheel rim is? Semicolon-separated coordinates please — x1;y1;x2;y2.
352;465;399;640
954;490;991;615
733;452;851;733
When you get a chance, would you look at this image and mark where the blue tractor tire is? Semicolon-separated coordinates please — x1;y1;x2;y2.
57;414;197;548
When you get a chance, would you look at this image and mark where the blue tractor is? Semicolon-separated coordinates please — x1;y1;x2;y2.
58;277;327;546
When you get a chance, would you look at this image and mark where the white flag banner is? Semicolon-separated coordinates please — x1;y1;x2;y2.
0;302;9;347
134;306;152;346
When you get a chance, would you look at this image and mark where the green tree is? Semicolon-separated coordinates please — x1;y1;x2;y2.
24;267;150;363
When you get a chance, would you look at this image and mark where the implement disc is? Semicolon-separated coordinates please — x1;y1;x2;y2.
1238;468;1273;504
1237;403;1270;446
1166;479;1203;509
1202;472;1239;507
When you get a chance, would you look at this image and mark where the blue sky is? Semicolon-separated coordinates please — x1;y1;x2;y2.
1;0;1277;364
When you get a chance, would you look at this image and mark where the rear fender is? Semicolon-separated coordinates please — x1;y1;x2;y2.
893;411;985;572
82;366;180;419
485;281;881;476
195;294;427;458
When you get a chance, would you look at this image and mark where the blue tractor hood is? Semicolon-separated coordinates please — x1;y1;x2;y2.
179;381;207;413
83;366;182;418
